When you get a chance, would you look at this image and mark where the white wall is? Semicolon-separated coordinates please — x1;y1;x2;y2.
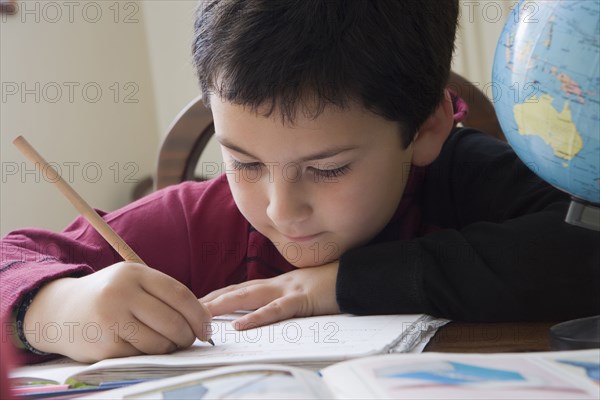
141;0;200;137
0;1;160;236
140;0;223;180
453;0;512;92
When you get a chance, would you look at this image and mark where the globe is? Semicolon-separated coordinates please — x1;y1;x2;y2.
493;1;600;343
492;0;600;211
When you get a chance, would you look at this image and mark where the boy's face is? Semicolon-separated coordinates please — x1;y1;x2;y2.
211;97;414;268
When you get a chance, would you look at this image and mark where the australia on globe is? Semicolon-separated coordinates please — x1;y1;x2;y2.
492;0;599;208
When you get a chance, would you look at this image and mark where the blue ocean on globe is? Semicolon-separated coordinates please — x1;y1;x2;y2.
492;0;600;204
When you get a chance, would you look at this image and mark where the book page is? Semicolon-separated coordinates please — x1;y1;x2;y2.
321;349;600;399
73;314;428;385
11;313;441;386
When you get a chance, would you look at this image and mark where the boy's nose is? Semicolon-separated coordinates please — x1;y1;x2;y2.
266;177;312;230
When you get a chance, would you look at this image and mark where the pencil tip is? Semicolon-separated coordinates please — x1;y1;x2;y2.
208;338;215;346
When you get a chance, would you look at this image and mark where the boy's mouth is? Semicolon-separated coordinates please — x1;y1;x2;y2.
281;232;323;243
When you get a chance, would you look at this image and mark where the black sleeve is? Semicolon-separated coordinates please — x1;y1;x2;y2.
336;129;600;322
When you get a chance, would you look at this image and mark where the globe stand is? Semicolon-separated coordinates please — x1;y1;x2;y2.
549;198;600;350
550;315;600;350
565;198;600;231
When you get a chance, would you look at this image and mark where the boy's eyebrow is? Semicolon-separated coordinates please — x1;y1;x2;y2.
216;136;358;162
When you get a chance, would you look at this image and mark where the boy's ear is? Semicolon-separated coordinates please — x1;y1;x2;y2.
411;89;455;167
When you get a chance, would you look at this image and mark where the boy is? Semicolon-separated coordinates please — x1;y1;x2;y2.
1;0;598;363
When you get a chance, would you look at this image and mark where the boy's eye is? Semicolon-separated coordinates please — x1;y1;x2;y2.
310;165;351;178
230;159;351;179
230;159;262;171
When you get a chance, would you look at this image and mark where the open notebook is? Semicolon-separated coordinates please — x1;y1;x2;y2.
12;313;448;386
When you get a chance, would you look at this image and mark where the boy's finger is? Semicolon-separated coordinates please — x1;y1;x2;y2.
71;330;142;362
139;268;213;342
130;291;196;349
232;296;300;330
204;284;279;317
116;315;178;355
199;284;240;303
200;279;265;303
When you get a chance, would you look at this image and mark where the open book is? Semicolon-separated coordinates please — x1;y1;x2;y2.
83;349;600;399
11;313;447;387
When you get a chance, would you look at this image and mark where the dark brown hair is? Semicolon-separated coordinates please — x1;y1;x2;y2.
192;0;459;147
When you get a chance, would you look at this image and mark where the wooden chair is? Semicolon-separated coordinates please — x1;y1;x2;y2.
154;71;504;190
154;98;215;190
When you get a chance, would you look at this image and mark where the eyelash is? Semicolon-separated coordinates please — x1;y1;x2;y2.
230;159;260;171
229;159;351;178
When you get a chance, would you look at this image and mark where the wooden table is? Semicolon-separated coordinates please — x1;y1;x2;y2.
424;322;556;353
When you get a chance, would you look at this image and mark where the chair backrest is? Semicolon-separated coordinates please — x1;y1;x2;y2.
155;72;504;190
155;97;214;190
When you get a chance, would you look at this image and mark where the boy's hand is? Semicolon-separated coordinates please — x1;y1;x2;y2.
23;263;212;362
201;261;340;330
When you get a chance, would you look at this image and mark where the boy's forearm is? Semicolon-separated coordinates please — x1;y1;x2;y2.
337;204;600;322
337;240;434;316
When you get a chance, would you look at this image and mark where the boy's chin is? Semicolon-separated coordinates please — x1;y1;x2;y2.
283;254;338;269
270;236;343;267
290;260;322;268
